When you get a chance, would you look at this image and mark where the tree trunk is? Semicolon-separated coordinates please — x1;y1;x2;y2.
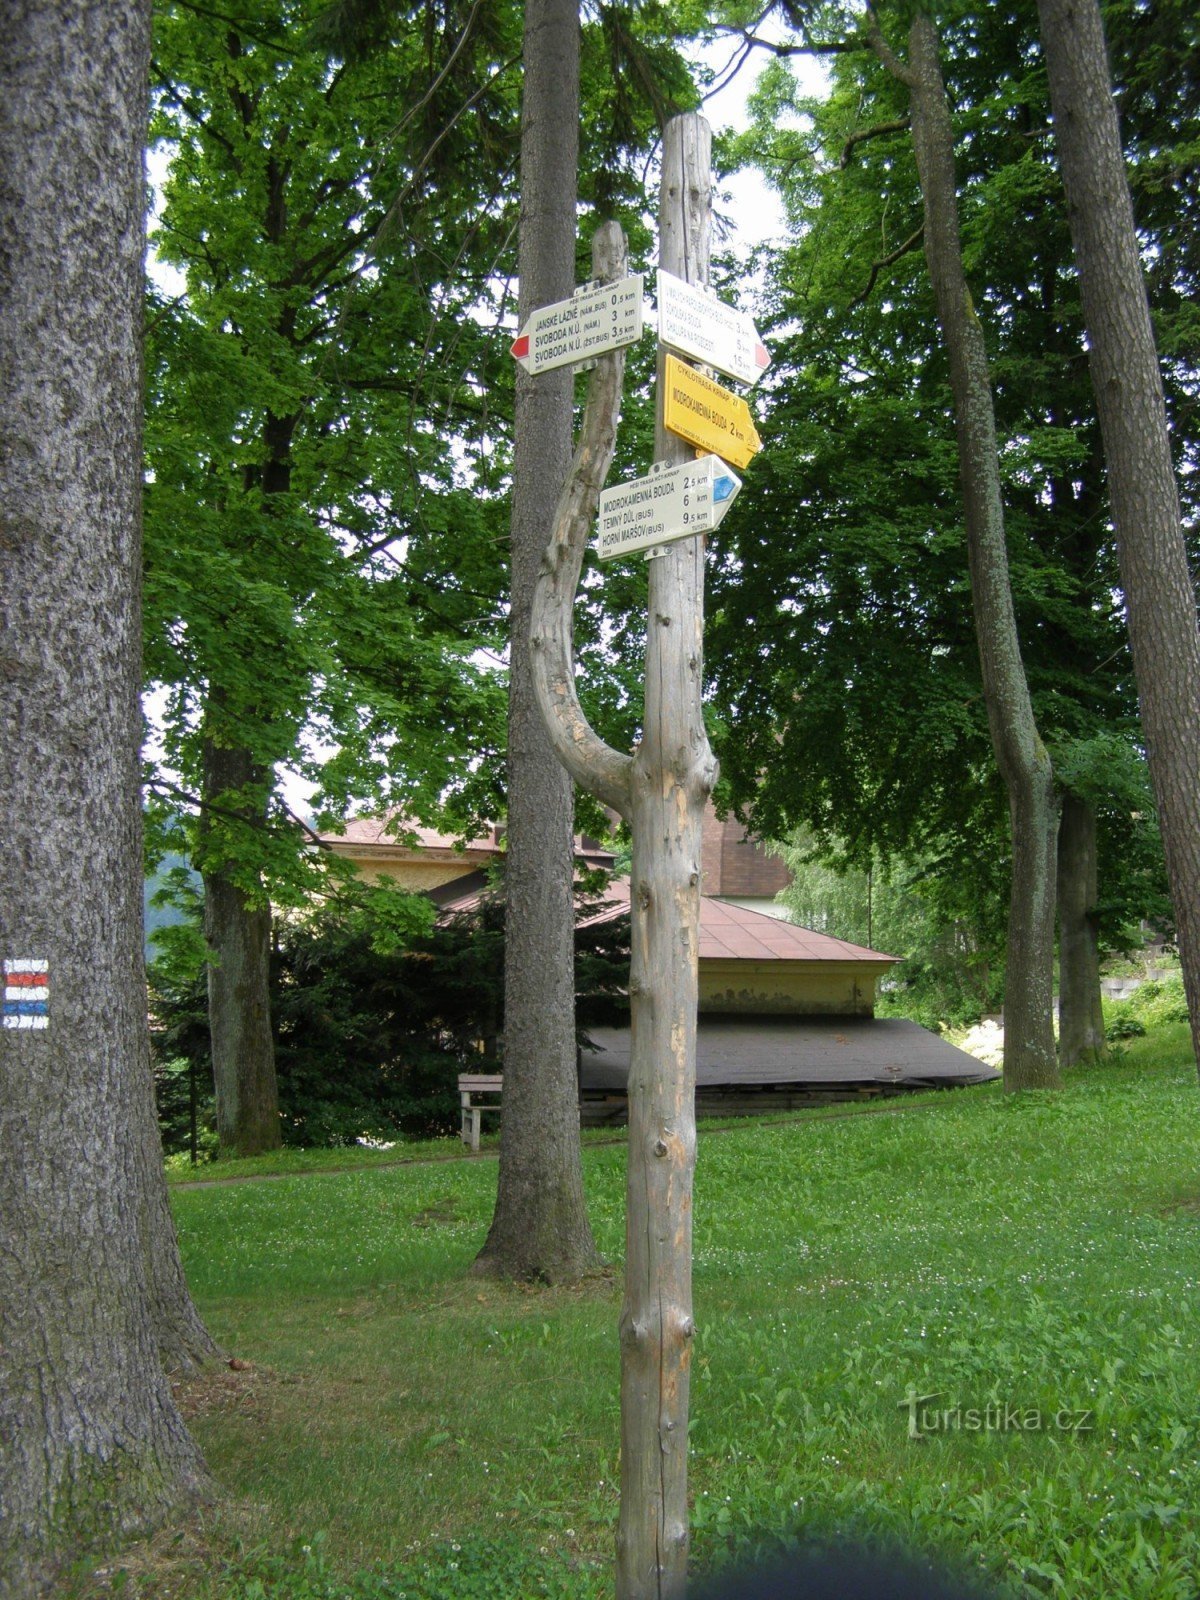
886;10;1061;1090
0;4;209;1589
1057;793;1107;1069
1037;0;1200;1075
199;735;282;1158
474;0;599;1282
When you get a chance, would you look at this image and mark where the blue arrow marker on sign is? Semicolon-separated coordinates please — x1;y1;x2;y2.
713;473;737;503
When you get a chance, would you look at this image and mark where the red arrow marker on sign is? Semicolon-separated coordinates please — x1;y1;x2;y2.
510;333;531;361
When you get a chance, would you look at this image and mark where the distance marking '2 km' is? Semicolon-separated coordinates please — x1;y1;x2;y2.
663;354;762;470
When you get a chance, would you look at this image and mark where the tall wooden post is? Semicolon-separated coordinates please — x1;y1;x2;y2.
617;113;715;1600
527;114;717;1600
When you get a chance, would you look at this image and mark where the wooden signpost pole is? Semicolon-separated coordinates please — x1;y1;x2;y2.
617;112;716;1600
528;112;717;1600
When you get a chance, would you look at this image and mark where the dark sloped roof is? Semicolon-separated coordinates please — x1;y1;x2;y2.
579;1016;997;1090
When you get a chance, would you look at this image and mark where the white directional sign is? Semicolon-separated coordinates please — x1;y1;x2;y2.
656;269;771;388
597;454;742;562
510;274;645;374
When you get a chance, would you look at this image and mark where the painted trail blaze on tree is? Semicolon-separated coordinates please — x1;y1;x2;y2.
529;111;721;1600
2;961;50;1029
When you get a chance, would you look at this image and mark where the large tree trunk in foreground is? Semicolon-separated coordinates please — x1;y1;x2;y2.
199;735;282;1158
1057;793;1107;1069
878;10;1061;1089
474;0;599;1282
1037;0;1200;1076
0;5;208;1590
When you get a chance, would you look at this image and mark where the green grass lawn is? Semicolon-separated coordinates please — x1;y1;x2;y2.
91;1027;1200;1598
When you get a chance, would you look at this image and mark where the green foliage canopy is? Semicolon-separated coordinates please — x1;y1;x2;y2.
706;0;1180;942
145;0;518;899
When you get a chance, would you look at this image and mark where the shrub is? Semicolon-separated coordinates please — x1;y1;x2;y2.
1105;1013;1146;1041
1125;975;1190;1028
1103;975;1189;1045
149;879;631;1154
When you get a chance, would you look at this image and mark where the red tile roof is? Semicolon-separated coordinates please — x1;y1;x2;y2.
581;880;897;964
699;895;896;963
319;815;504;855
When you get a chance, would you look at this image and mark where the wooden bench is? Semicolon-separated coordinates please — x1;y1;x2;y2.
458;1073;503;1152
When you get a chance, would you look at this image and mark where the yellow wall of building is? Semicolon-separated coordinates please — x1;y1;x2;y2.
699;960;880;1016
329;850;475;893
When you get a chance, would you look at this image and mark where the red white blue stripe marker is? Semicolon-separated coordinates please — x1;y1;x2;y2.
4;959;49;1029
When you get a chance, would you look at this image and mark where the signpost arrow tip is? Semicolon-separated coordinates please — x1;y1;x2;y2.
709;463;742;528
510;333;530;361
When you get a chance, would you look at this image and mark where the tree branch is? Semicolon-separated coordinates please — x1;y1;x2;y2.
375;56;520;253
849;222;924;306
280;801;329;847
841;116;910;167
145;291;188;335
150;68;239;159
148;774;339;856
173;0;290;55
386;0;485;146
864;4;916;87
719;5;857;58
530;221;635;820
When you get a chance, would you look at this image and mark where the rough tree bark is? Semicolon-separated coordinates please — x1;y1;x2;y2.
530;114;718;1600
0;4;209;1590
198;731;282;1158
871;9;1061;1090
474;0;600;1281
1057;793;1107;1068
1037;0;1200;1075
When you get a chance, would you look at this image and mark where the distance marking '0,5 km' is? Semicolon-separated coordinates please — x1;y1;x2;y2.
510;274;645;375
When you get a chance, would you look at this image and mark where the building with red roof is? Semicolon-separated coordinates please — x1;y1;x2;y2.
318;805;995;1099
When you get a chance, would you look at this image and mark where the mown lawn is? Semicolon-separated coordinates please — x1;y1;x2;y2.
84;1027;1200;1598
